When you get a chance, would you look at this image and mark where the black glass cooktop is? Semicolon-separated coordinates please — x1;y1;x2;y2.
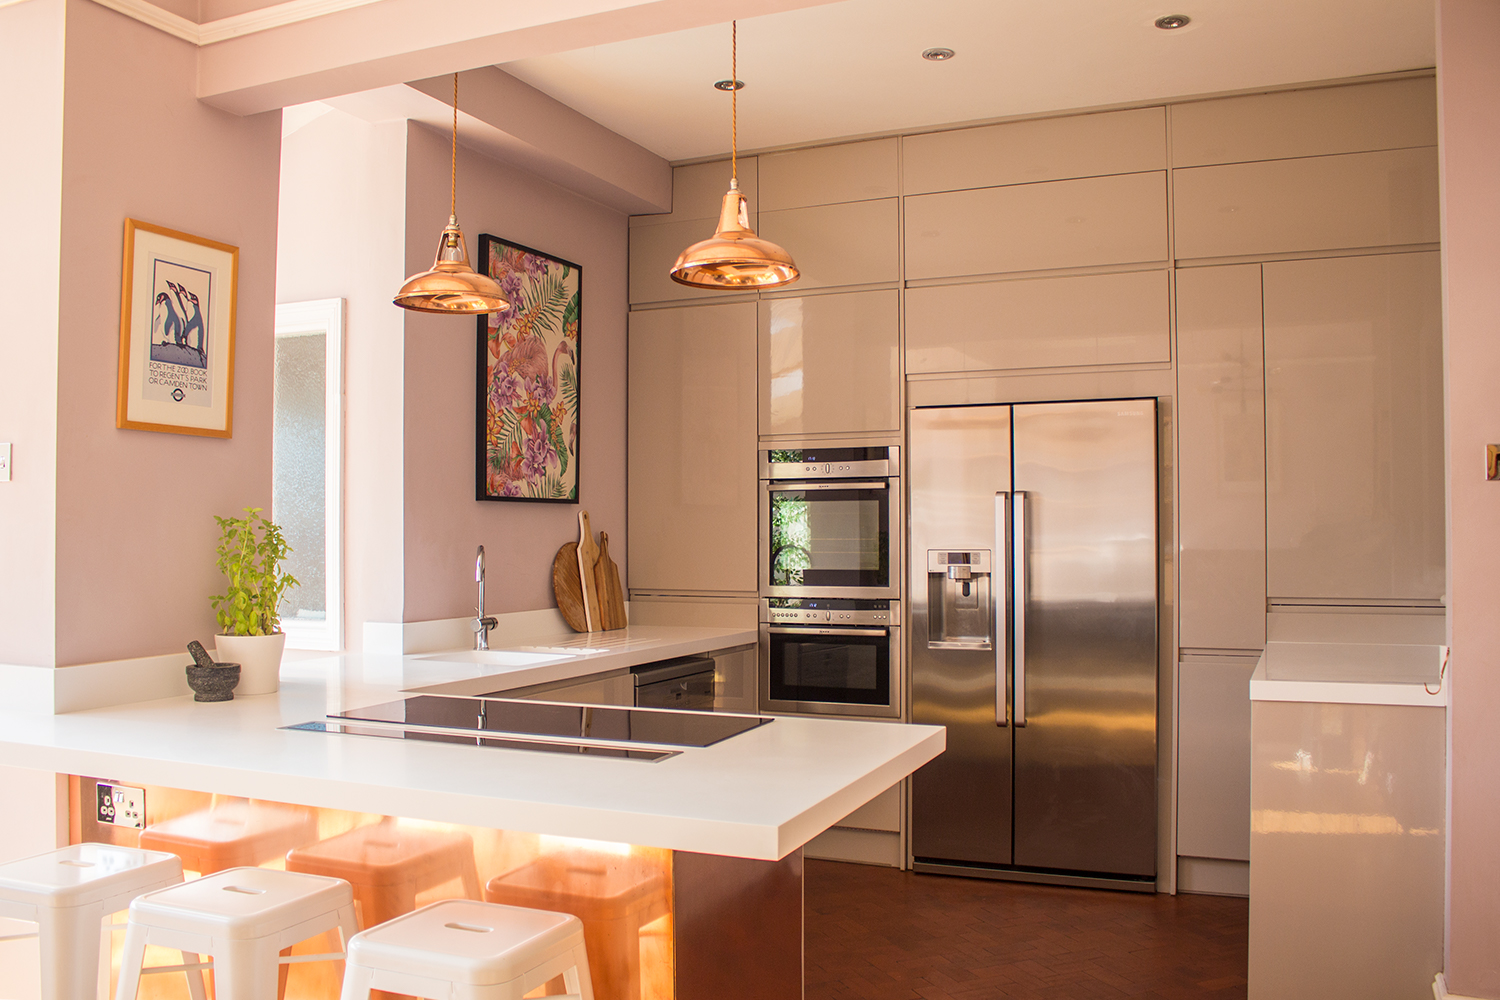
326;696;772;748
285;720;677;761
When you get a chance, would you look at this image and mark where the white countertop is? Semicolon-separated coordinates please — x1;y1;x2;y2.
0;626;944;861
1250;641;1449;707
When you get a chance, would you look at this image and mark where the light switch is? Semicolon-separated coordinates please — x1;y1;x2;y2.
0;443;9;482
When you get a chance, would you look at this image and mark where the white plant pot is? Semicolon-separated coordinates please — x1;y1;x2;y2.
215;632;287;695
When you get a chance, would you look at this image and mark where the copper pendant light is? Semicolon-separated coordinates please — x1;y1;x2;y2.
394;74;510;314
670;22;799;289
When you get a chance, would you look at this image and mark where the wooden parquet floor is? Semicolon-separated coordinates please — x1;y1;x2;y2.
805;860;1248;1000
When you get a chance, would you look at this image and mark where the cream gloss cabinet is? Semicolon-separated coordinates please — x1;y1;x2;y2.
1175;263;1266;651
627;158;760;306
1263;251;1444;603
627;301;759;594
758;289;900;436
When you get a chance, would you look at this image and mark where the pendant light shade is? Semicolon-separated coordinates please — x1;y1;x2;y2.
394;75;510;315
670;22;798;290
670;181;799;288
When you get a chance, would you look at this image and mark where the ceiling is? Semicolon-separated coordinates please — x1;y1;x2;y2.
500;0;1437;162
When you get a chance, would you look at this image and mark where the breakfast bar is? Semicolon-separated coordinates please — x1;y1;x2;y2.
0;633;944;1000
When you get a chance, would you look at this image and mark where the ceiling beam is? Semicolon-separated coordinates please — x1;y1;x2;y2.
197;0;849;115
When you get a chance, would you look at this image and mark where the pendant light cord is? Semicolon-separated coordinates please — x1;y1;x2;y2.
451;72;459;220
731;20;738;186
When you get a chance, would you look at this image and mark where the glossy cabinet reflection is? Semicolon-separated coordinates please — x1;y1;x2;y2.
1177;656;1256;861
906;269;1169;374
628;302;758;593
1263;252;1444;602
757;199;900;290
758;289;899;436
1176;264;1266;650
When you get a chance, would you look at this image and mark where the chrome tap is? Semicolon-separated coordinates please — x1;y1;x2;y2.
472;545;498;650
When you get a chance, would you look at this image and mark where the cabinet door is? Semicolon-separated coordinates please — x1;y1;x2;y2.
1263;252;1444;602
759;138;898;211
757;199;900;290
1173;147;1439;259
1176;264;1266;650
759;289;899;436
905;171;1168;280
628;159;757;305
1177;657;1255;861
628;302;759;593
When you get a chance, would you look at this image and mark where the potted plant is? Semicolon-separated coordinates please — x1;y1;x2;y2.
210;507;298;695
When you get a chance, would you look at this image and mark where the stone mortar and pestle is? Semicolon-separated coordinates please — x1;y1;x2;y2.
185;640;240;702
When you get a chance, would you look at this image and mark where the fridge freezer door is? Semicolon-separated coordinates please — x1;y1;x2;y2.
1011;399;1159;878
909;404;1014;866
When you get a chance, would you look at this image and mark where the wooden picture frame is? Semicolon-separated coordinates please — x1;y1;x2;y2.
116;219;239;437
475;234;582;502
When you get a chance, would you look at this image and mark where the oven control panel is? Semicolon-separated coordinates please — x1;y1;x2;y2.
761;599;900;627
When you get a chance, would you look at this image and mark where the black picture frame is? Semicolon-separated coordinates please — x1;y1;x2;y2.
474;234;583;503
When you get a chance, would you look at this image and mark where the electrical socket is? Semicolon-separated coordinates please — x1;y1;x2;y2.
96;782;146;830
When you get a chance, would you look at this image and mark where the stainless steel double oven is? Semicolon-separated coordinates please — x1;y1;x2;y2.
757;447;902;719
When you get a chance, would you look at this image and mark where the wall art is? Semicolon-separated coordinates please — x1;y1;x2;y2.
475;234;581;502
116;219;239;437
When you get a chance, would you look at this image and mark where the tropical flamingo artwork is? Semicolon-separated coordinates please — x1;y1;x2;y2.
477;236;581;501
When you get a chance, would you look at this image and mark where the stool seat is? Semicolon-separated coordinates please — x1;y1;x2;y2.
286;821;480;928
140;801;318;875
117;867;358;1000
0;844;184;1000
340;899;594;1000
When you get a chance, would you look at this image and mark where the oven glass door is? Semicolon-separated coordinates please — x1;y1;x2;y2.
766;482;892;592
764;626;894;714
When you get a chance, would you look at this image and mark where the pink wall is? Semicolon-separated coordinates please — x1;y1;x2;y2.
402;122;629;621
51;0;281;665
276;107;410;648
0;0;64;667
1437;1;1500;995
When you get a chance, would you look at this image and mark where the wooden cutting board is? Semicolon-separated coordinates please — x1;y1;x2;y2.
552;543;588;633
593;531;628;631
575;510;602;632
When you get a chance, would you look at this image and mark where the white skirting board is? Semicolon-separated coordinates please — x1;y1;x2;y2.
1434;973;1488;1000
1176;856;1249;897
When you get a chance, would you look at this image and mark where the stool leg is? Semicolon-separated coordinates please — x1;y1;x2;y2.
336;963;372;1000
38;903;101;1000
180;951;209;1000
568;944;596;1000
216;939;280;1000
113;922;148;1000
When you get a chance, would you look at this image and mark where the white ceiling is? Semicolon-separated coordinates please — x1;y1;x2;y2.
500;0;1436;162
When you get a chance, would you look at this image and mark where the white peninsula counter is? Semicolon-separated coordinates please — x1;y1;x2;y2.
0;626;945;1000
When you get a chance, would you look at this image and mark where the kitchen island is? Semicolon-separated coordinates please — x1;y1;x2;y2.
0;627;944;1000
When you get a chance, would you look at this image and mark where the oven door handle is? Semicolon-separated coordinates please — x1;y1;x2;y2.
767;481;889;491
767;626;889;637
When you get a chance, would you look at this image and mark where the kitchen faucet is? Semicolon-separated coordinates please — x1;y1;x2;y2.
472;545;498;650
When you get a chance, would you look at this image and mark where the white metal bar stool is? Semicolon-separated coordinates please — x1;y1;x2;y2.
115;866;358;1000
0;842;187;1000
339;898;595;1000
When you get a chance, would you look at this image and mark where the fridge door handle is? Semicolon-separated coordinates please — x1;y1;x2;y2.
995;492;1010;727
1012;490;1028;727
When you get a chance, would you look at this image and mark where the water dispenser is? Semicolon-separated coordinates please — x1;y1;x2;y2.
926;550;992;649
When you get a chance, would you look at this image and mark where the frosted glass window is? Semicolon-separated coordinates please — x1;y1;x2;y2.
273;332;326;619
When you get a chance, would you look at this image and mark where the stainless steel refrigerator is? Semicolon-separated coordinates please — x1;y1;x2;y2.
909;399;1159;889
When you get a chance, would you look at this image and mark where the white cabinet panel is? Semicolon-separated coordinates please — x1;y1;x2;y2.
759;289;900;436
1178;658;1255;861
1177;264;1266;650
1170;77;1437;167
903;107;1166;195
905;171;1168;280
758;199;900;290
628;303;759;593
906;269;1169;374
1263;252;1444;602
759;138;898;211
1173;147;1440;259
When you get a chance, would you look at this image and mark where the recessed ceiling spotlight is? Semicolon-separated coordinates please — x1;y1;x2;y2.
1154;14;1191;29
922;47;956;61
713;78;745;91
